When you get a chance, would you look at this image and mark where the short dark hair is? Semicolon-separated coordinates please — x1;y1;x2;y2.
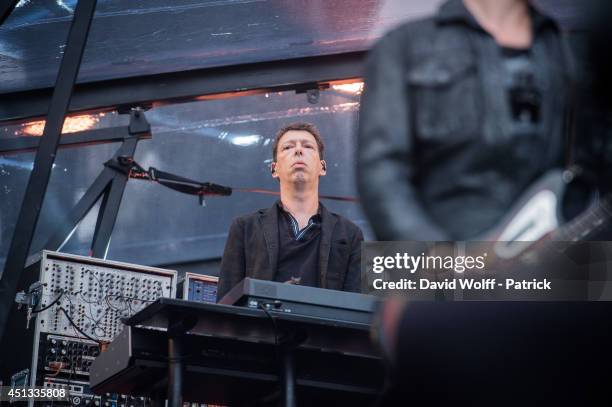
272;122;325;161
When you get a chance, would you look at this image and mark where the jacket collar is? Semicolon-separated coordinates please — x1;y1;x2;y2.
258;205;279;282
318;203;337;288
258;201;338;287
436;0;559;35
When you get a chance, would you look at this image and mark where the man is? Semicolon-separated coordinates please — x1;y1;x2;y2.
216;122;363;301
357;0;578;241
360;2;612;404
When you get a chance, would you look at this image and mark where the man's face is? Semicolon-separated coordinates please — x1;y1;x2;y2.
272;130;326;185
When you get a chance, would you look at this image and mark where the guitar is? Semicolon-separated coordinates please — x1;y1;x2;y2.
481;168;612;260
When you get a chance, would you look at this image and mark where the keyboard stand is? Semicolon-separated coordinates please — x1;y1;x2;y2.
91;298;382;407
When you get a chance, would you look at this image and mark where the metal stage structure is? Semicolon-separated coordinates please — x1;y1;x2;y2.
0;0;366;373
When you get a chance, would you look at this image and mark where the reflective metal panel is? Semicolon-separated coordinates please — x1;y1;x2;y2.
0;86;370;272
0;0;441;94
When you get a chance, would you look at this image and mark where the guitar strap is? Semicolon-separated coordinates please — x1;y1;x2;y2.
560;32;577;170
560;32;600;191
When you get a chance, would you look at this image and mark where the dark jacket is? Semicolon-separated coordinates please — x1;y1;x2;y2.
216;203;364;301
357;0;574;240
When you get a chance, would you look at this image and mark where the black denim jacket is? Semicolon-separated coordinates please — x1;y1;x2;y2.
358;0;574;240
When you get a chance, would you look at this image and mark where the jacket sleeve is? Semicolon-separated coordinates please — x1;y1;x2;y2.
357;30;451;241
216;217;246;302
342;226;364;293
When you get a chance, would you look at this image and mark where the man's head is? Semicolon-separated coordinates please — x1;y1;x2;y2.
271;122;326;185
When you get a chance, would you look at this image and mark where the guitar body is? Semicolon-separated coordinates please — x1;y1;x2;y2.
479;169;569;259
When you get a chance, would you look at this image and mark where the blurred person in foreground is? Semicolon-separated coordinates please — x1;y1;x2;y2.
364;1;612;405
358;0;589;241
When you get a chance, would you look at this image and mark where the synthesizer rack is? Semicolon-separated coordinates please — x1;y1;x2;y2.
181;273;218;303
3;250;177;407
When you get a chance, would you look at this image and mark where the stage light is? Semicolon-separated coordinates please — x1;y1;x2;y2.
332;82;364;95
19;114;102;136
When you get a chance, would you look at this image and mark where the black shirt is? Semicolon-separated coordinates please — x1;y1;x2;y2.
274;202;321;287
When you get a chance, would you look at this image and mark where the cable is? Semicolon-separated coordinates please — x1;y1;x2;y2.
59;307;101;344
110;293;156;303
64;292;92;342
47;357;66;377
83;304;107;338
84;268;104;305
104;294;119;311
32;289;65;314
115;156;360;203
78;291;99;305
235;187;359;202
126;298;133;317
81;290;110;341
258;302;280;348
65;354;77;407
